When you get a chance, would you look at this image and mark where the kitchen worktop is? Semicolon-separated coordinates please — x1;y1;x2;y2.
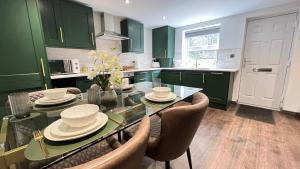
50;67;239;80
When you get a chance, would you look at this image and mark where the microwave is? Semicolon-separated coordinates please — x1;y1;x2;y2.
48;59;80;75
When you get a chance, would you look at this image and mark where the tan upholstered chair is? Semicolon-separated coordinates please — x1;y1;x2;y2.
147;92;208;169
69;116;150;169
125;92;209;169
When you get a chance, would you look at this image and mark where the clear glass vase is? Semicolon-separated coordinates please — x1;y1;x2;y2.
99;89;118;108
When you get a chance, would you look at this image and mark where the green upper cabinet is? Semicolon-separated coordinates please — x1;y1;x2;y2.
121;19;144;53
152;26;175;58
0;0;51;92
38;0;96;49
38;0;63;47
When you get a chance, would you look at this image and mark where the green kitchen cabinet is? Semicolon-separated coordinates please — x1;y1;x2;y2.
181;71;205;88
38;0;63;47
151;70;161;81
0;0;52;119
38;0;96;49
161;70;181;85
121;19;144;53
152;26;175;59
204;72;234;109
0;0;51;92
76;77;93;93
134;72;151;83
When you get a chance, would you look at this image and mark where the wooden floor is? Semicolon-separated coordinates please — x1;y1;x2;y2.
143;104;300;169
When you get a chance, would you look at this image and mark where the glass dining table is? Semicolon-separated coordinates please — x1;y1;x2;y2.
0;82;202;169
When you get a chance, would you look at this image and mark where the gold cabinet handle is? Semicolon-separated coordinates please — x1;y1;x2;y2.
91;32;95;46
130;39;132;49
179;72;182;81
59;27;64;43
164;49;167;58
40;58;46;77
211;72;224;75
202;73;205;84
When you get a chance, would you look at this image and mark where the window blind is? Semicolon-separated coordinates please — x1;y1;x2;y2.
185;27;220;38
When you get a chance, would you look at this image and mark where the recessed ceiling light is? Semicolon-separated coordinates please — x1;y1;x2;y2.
124;0;130;4
162;16;166;20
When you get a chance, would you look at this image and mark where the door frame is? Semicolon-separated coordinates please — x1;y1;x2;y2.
237;10;299;110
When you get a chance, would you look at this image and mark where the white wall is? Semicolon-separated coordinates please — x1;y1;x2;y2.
47;12;153;69
175;1;300;112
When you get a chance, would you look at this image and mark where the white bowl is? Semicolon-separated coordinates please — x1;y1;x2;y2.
43;88;67;100
152;87;171;98
60;104;99;128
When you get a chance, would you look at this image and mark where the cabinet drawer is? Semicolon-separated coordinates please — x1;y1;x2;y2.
134;72;151;83
181;71;204;88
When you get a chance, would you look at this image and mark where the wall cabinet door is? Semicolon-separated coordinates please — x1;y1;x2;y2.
161;70;181;85
152;26;175;59
205;72;231;105
0;0;51;92
121;19;144;53
38;0;63;47
181;71;205;88
39;0;96;49
60;0;95;49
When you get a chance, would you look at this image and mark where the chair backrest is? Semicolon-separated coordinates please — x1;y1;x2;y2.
147;92;209;161
70;116;150;169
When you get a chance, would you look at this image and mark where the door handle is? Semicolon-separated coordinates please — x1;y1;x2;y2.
164;49;167;58
253;68;272;72
91;32;95;46
202;73;205;84
130;39;133;49
40;58;46;77
210;72;224;75
59;27;64;43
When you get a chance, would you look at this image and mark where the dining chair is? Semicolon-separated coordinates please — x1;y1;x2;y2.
67;116;150;169
125;92;209;169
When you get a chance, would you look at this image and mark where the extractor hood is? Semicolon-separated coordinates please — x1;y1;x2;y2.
96;13;129;41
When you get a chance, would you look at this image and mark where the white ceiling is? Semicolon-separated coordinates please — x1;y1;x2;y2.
77;0;298;28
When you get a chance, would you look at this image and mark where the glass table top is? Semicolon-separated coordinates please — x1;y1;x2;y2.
0;82;202;168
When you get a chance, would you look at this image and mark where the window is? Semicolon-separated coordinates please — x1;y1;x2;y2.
184;27;220;68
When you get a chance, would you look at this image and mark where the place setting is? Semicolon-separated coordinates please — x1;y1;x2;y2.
111;78;135;91
43;104;108;141
34;88;77;106
145;87;177;103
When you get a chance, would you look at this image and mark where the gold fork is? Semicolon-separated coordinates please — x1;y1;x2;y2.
33;130;49;156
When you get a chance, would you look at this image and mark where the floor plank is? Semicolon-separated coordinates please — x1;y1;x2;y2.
143;104;300;169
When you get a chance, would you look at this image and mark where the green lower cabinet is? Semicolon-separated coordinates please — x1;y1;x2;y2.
76;77;93;92
160;70;234;110
204;72;234;110
161;70;181;85
151;70;161;81
134;72;151;83
181;71;205;88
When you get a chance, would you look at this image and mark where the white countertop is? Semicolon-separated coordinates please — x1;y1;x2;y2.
50;67;239;80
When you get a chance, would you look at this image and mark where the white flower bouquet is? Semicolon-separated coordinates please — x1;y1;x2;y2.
87;50;122;91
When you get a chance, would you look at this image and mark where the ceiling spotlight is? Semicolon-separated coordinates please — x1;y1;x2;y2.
124;0;130;4
162;16;166;20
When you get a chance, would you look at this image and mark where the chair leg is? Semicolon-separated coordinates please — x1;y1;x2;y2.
165;161;170;169
117;131;122;142
187;147;193;169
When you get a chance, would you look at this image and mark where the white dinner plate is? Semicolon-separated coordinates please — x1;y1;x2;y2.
44;113;108;141
35;94;76;106
145;92;177;102
122;84;135;90
111;84;135;90
50;118;98;137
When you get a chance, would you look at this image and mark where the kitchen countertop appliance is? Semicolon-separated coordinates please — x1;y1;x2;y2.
151;58;160;68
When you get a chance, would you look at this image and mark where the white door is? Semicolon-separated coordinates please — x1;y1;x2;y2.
239;13;297;110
